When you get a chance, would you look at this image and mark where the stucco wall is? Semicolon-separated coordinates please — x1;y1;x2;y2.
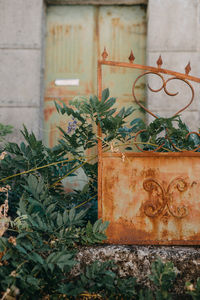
0;0;45;142
147;0;200;130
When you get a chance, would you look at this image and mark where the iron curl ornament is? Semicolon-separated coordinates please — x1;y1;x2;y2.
132;71;200;152
143;177;188;219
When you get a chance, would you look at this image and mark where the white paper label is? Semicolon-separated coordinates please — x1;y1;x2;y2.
55;79;79;86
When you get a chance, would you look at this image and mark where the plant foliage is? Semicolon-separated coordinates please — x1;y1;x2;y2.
0;123;13;142
133;116;200;152
0;175;109;299
186;278;200;300
0;89;137;299
0;88;198;299
149;258;177;300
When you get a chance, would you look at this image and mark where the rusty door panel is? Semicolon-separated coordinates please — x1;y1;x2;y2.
101;153;200;245
44;5;146;147
99;5;146;122
44;6;97;147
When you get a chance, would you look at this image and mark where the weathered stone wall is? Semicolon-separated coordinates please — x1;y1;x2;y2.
0;0;199;140
147;0;200;130
0;0;45;142
74;245;200;294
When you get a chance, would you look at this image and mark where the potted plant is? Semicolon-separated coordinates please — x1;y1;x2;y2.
98;49;200;245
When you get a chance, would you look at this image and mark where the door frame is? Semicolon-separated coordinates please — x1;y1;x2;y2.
45;0;147;5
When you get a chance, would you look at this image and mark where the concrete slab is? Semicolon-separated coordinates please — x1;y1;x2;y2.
74;245;200;295
147;0;198;52
0;107;41;142
197;0;200;51
0;0;43;49
0;49;41;107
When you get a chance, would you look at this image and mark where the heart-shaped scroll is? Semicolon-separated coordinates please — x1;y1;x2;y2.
132;71;194;119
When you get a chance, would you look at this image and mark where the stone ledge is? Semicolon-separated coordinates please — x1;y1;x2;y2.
74;245;200;294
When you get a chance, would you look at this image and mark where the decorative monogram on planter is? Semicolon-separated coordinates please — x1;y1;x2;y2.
143;177;188;218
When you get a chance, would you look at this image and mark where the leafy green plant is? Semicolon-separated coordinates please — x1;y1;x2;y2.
0;88;136;230
0;123;13;142
52;88;135;219
55;88;134;154
59;260;136;299
0;88;198;299
0;126;74;218
134;116;200;152
0;175;109;299
0;89;138;299
186;278;200;300
149;258;177;300
138;289;154;300
81;218;109;245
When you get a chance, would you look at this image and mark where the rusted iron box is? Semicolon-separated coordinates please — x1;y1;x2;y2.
97;49;200;245
100;152;200;245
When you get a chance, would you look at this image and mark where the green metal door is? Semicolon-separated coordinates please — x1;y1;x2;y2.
44;5;146;147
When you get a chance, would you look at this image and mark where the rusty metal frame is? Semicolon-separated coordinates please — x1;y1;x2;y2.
98;49;200;244
98;48;200;215
97;49;200;153
46;0;148;5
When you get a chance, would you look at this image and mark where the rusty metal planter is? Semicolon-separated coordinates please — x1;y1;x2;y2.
98;49;200;245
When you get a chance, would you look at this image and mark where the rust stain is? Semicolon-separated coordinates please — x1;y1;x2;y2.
84;82;93;94
141;168;157;178
50;25;55;36
161;212;169;225
65;25;71;34
44;106;56;122
47;118;68;148
44;80;93;102
49;123;55;148
161;229;168;239
45;85;78;99
112;18;120;26
191;181;197;187
134;83;146;90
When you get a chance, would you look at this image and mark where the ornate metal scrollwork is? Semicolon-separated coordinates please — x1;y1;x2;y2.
143;177;188;218
132;71;194;119
132;72;200;152
143;178;166;217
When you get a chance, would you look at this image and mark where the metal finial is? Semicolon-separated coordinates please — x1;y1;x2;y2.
185;62;191;75
157;55;163;68
129;50;135;63
102;47;108;60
